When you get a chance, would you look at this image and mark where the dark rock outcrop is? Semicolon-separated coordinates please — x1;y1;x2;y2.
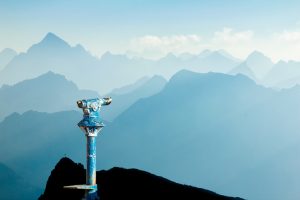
38;157;85;200
39;157;244;200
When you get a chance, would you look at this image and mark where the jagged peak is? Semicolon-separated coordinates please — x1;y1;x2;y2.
74;44;85;51
178;52;195;59
43;32;63;41
168;69;255;89
158;52;177;61
7;71;72;89
55;157;78;168
38;32;70;48
198;49;212;56
150;75;167;82
217;49;241;62
101;51;113;59
165;52;177;58
246;51;271;61
38;71;63;78
0;48;17;55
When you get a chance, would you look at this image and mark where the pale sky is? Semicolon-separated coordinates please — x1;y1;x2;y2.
1;0;300;62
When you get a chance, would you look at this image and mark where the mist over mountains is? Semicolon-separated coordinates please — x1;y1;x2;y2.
0;33;101;91
1;70;300;199
0;71;98;121
0;48;17;71
0;110;84;188
229;51;273;81
0;162;40;200
103;75;167;121
264;60;300;88
2;32;300;200
3;32;300;94
0;71;166;122
97;70;300;200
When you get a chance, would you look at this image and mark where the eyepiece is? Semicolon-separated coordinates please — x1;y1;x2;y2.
103;97;112;105
77;100;86;108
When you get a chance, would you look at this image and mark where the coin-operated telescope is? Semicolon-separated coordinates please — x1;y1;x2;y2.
77;97;112;135
64;97;112;200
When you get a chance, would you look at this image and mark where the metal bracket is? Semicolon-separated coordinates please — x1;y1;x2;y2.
64;184;97;190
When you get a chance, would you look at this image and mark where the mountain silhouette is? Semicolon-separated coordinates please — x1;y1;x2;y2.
0;71;98;121
2;33;300;90
0;33;158;93
0;110;85;187
0;162;41;200
102;75;167;121
2;70;300;199
97;70;300;200
0;32;242;93
0;32;100;91
0;48;17;71
264;60;300;87
109;76;150;95
197;51;239;73
229;62;257;81
29;32;71;54
156;50;240;78
39;157;244;200
217;50;241;62
230;51;273;81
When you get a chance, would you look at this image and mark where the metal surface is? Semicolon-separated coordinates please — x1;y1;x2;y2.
64;97;112;200
86;136;96;191
64;185;97;190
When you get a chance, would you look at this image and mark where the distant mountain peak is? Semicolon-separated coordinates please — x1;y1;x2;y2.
168;69;200;83
12;71;69;88
74;44;85;51
246;51;270;61
0;48;17;55
209;51;224;57
168;70;255;89
161;52;177;60
101;51;129;61
24;32;71;55
276;60;288;65
101;51;113;59
43;70;58;77
198;49;212;58
43;32;63;41
0;48;18;71
30;71;75;86
246;51;273;63
229;63;257;81
109;76;150;95
240;50;274;80
165;52;176;57
150;74;166;81
178;52;195;60
198;49;240;63
217;49;241;62
38;32;70;48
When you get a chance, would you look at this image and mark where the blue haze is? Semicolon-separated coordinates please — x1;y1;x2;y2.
0;71;98;121
1;71;300;199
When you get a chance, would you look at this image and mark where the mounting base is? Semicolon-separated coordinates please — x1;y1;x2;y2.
64;184;97;190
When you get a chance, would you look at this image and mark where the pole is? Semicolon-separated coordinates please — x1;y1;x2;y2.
64;97;112;200
86;135;97;198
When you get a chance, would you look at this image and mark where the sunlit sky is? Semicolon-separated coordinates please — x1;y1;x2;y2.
1;0;300;61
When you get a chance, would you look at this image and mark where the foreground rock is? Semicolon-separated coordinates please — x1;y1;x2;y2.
39;157;244;200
